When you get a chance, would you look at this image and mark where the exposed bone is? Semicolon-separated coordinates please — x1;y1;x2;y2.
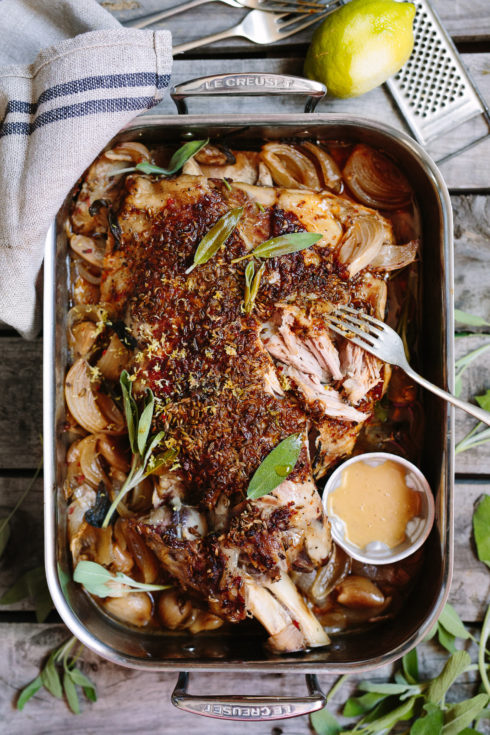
263;571;329;648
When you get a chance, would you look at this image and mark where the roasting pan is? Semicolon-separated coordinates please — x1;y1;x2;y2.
44;73;454;721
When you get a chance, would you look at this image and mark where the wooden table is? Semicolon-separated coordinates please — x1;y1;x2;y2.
1;1;489;732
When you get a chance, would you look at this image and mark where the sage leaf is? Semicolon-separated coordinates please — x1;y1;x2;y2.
74;560;171;597
244;262;265;315
41;654;63;699
424;621;439;641
243;260;254;311
454;343;490;397
68;668;96;694
403;648;420;684
120;370;137;454
143;430;166;467
427;650;471;704
83;685;98;702
17;675;43;711
309;707;341;735
473;495;490;567
137;389;155;456
185;207;243;274
454;309;490;327
410;705;443;734
479;604;490;697
114;139;209;177
0;566;53;622
63;671;80;714
438;624;457;654
0;518;10;557
246;433;302;500
145;447;178;477
441;694;489;735
232;231;322;263
359;681;416;696
359;695;417;731
73;561;115;598
438;603;471;640
343;692;387;717
476;389;490;412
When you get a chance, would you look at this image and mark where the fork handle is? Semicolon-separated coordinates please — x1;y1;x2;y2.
404;365;490;427
173;26;240;55
123;0;213;27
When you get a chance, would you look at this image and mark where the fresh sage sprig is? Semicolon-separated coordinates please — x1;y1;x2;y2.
310;602;490;735
112;138;209;177
243;261;265;315
473;494;490;568
17;636;96;714
454;344;490;397
247;433;302;500
232;232;322;264
73;560;171;598
101;371;168;527
185;206;243;274
454;309;490;328
455;389;490;454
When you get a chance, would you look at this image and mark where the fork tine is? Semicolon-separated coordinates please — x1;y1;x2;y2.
276;8;331;33
336;304;385;327
325;314;378;344
259;0;327;10
332;309;383;336
326;322;379;353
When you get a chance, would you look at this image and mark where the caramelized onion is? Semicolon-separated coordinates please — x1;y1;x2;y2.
120;522;160;583
309;545;351;605
301;142;342;194
97;333;131;381
97;435;130;473
78;263;101;285
343;145;412;210
370;240;419;271
96;392;125;434
70;235;105;269
104;141;151;163
337;217;388;277
78;434;107;489
65;359;108;434
195;144;235;166
260;143;320;190
70;321;98;359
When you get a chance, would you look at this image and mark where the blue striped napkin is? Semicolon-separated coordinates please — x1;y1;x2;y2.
0;0;172;338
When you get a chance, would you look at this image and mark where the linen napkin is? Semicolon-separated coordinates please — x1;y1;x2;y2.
0;0;173;338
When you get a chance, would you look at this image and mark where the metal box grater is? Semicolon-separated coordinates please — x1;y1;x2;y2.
386;0;490;162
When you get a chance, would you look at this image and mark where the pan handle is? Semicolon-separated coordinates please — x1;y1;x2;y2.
171;671;325;721
170;73;326;114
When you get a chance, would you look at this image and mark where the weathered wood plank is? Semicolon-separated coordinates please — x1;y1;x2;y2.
0;478;488;623
105;0;490;43
1;623;488;734
0;340;42;469
145;53;490;191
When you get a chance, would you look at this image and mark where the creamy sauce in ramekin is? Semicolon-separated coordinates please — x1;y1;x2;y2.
328;459;421;549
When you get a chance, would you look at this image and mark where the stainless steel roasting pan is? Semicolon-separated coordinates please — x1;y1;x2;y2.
44;73;454;722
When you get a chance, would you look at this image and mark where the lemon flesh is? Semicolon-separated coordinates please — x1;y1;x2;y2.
304;0;416;98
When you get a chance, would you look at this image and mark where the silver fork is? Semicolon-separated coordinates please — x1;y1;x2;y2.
124;0;330;27
325;305;490;427
172;8;330;54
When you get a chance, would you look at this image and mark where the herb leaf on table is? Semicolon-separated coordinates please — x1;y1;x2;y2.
473;494;490;567
17;636;97;714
